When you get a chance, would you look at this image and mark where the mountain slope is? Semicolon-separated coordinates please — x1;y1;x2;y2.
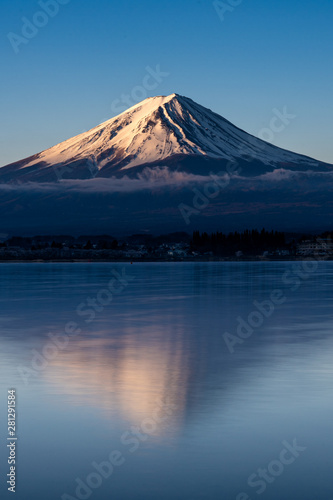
0;93;331;183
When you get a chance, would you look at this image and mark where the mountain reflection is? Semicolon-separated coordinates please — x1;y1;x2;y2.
43;326;191;433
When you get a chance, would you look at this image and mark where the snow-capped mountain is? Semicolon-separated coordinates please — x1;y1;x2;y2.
0;93;330;183
1;93;332;236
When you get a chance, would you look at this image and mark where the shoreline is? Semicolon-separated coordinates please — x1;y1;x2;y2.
0;257;332;264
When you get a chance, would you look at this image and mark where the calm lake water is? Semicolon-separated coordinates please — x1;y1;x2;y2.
1;262;333;499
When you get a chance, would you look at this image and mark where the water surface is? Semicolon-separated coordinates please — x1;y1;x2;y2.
0;262;332;499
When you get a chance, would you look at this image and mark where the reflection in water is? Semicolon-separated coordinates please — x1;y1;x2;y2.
1;262;333;500
44;328;190;434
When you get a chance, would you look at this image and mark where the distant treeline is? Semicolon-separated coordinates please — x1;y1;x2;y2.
1;230;332;256
191;229;286;255
0;232;191;250
0;235;120;251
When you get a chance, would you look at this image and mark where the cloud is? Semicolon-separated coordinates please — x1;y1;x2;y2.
0;167;230;194
0;166;332;196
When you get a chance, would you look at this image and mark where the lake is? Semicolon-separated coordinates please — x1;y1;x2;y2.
0;262;332;499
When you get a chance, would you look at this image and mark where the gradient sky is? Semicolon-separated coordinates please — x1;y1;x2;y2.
1;0;332;167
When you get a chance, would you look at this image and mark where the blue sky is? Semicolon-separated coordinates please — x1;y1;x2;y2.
1;0;332;167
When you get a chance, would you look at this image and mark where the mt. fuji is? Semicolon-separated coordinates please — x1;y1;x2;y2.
0;93;331;183
0;94;332;235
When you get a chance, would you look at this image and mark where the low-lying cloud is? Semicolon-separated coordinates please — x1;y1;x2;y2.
0;166;333;195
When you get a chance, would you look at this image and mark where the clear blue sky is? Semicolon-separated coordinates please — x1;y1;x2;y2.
1;0;332;167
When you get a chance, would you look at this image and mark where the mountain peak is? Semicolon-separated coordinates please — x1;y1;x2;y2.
0;93;325;183
110;92;182;121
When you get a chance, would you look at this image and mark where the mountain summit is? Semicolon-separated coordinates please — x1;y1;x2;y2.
0;94;333;234
0;93;331;183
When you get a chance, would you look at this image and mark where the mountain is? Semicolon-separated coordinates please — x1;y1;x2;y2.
0;93;331;183
0;94;332;235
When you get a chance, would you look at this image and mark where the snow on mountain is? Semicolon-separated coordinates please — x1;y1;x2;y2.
0;93;329;182
1;93;333;234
